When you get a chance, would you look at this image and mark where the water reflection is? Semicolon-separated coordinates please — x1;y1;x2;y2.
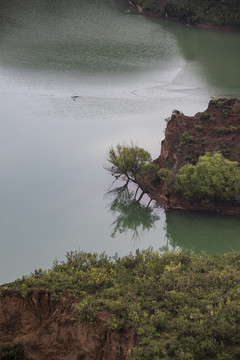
166;23;240;96
105;184;160;239
105;182;240;254
165;210;240;254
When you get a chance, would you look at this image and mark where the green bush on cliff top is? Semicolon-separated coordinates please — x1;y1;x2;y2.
176;152;240;205
6;249;240;360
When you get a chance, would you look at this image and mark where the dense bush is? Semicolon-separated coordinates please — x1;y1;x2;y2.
105;143;158;187
6;249;240;359
0;342;24;360
135;0;240;27
176;152;240;205
180;131;195;144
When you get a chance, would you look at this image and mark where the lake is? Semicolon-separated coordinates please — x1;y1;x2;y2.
1;0;240;283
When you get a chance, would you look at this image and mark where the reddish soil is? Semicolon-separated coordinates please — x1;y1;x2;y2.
0;289;137;360
156;98;240;171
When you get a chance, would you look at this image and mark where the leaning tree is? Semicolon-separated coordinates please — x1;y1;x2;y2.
105;143;158;202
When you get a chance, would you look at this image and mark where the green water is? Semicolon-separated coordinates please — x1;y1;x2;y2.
1;0;240;283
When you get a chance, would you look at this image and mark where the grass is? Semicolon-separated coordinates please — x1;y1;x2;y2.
5;249;240;359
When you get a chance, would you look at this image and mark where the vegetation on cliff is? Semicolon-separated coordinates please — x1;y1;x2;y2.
176;152;240;206
0;342;24;360
105;98;240;212
105;145;240;210
135;0;240;28
108;98;240;211
5;250;240;359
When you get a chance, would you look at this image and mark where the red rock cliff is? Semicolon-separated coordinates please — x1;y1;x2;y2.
147;98;240;214
156;98;240;171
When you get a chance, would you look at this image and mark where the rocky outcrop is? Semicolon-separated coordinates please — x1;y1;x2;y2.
156;98;240;171
148;98;240;214
0;289;136;360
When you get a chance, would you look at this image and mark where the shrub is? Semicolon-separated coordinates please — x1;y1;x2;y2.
0;342;24;360
220;145;231;158
176;152;240;205
215;100;224;108
158;168;176;198
217;126;237;135
8;249;240;360
201;137;207;146
193;124;203;132
209;115;216;123
72;296;97;323
199;112;210;120
180;131;194;144
223;110;231;118
184;155;194;164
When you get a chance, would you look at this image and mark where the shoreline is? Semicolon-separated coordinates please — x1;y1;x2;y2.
144;10;239;32
142;98;240;216
133;4;240;32
150;187;240;216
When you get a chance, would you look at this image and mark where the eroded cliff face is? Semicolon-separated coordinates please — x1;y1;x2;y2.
147;98;240;214
156;98;240;171
0;289;136;360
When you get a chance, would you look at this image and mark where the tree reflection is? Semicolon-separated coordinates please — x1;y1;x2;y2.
105;185;160;240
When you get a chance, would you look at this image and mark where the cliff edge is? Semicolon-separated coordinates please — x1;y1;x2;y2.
148;98;240;214
157;98;240;171
0;289;136;360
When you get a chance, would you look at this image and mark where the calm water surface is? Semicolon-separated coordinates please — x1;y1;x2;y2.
1;0;240;283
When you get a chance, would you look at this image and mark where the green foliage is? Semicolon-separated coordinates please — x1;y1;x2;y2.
72;296;97;323
223;110;231;118
209;115;216;123
201;137;207;146
193;124;203;132
105;143;157;186
217;126;237;135
20;283;29;298
199;111;210;120
184;155;194;163
148;0;240;27
220;144;231;158
7;249;240;359
12;251;114;297
135;0;162;13
215;100;224;108
136;0;240;27
158;168;176;203
179;131;194;144
176;152;240;205
0;342;24;360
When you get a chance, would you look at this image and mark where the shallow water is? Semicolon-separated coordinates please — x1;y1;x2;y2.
1;0;240;283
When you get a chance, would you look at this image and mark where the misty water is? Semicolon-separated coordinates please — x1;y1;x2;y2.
1;0;240;283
